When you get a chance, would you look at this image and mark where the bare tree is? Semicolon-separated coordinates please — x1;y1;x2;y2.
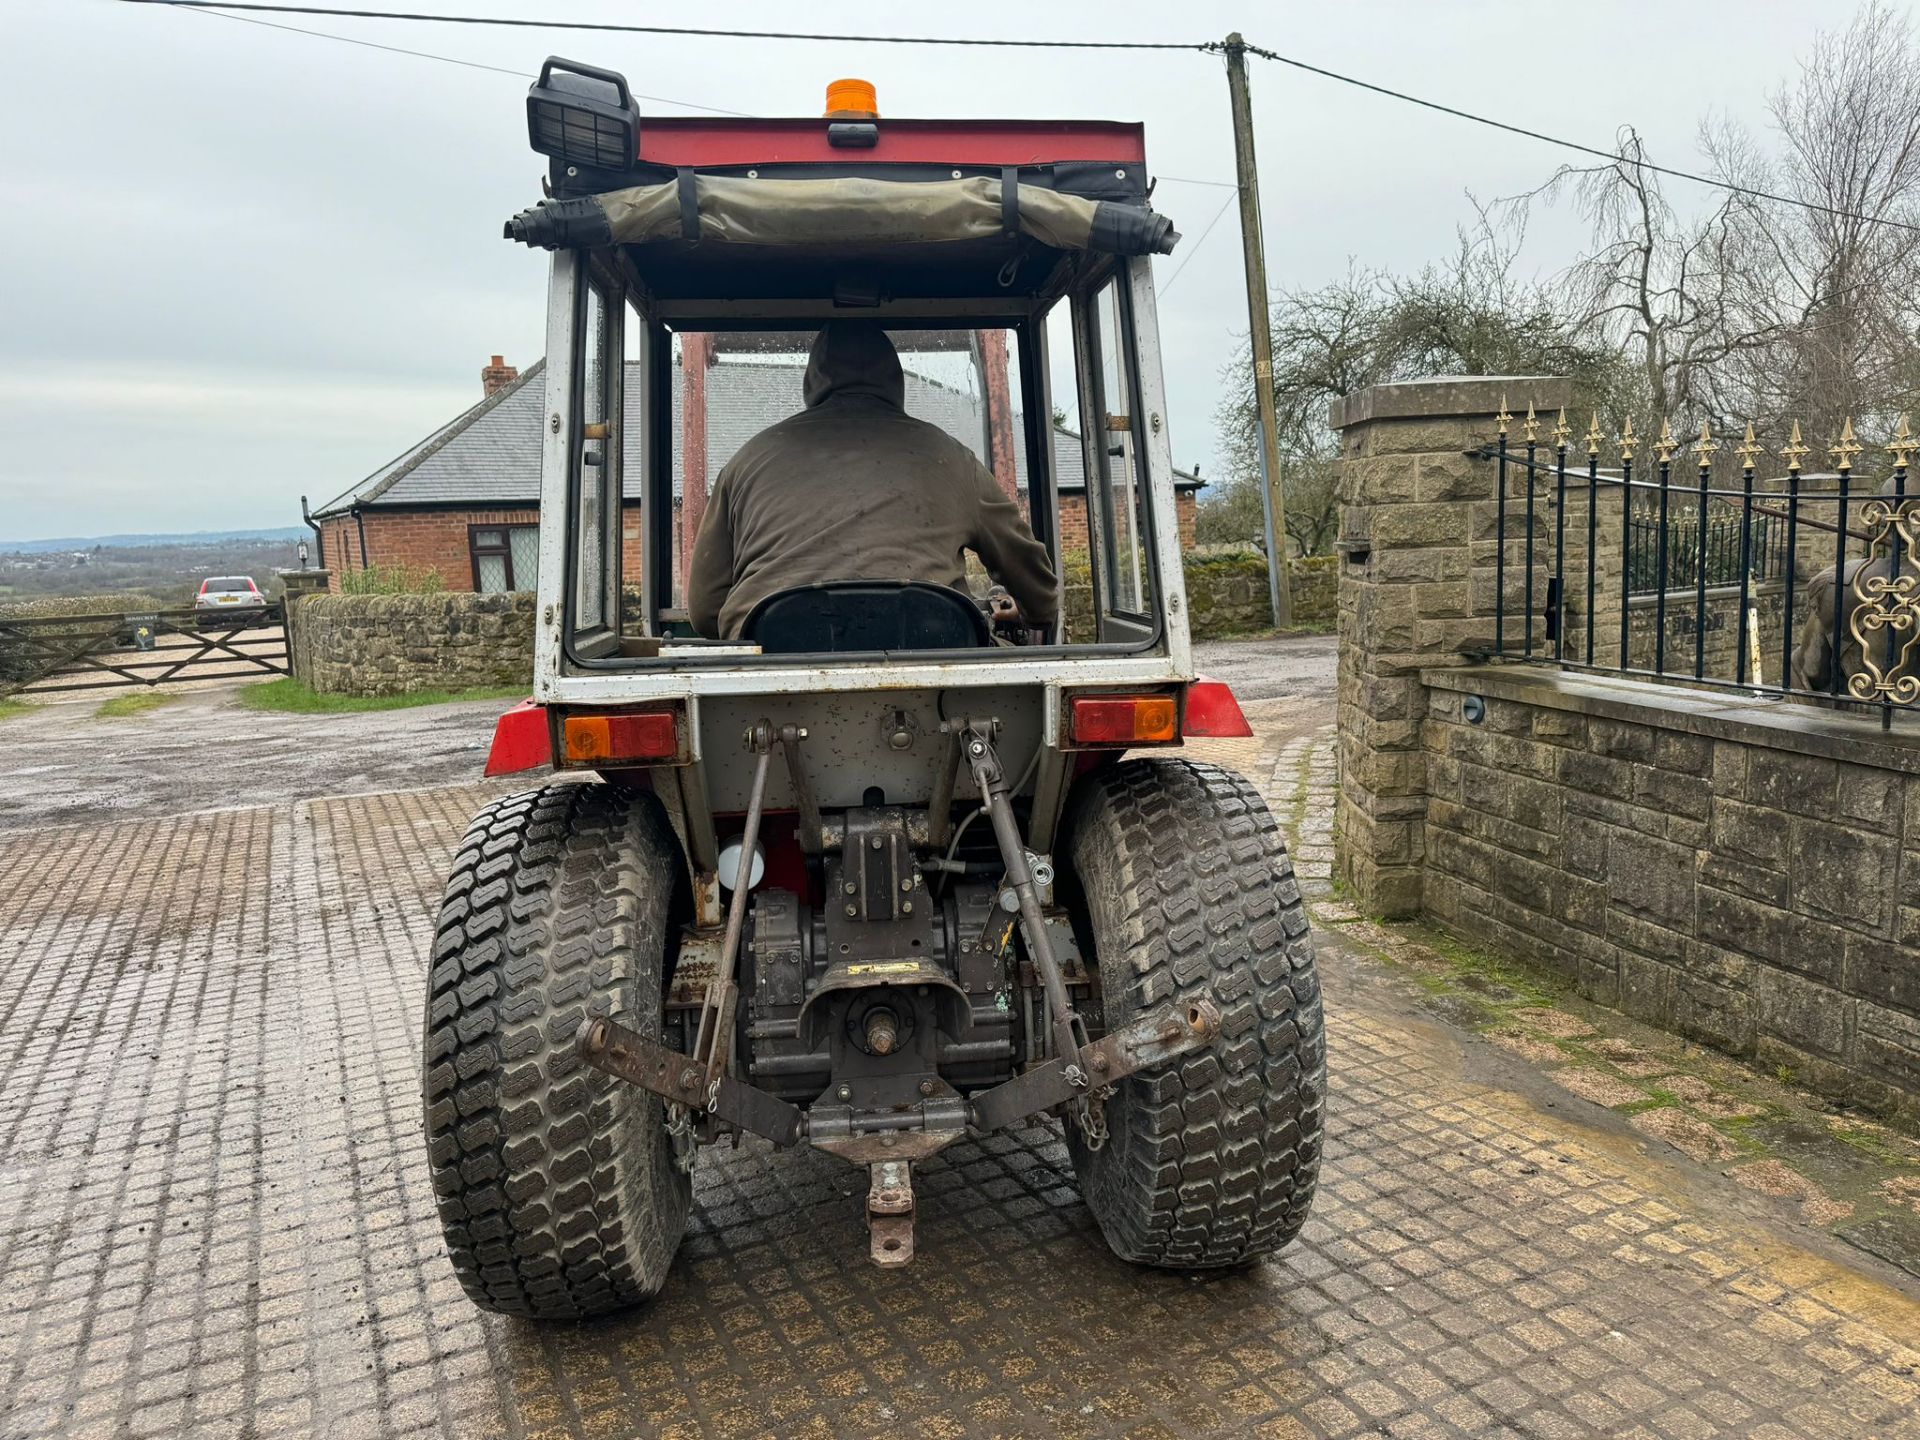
1523;4;1920;439
1210;262;1381;555
1759;1;1920;435
1515;129;1775;427
1208;217;1626;553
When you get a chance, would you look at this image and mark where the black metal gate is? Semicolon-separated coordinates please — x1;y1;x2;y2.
0;603;289;695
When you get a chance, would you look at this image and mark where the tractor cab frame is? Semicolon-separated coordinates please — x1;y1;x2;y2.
424;61;1323;1317
527;120;1191;673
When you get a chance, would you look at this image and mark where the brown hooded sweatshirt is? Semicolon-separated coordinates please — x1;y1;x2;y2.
686;322;1061;640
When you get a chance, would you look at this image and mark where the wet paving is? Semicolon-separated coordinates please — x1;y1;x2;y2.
3;655;1919;1438
0;683;505;834
1192;633;1336;704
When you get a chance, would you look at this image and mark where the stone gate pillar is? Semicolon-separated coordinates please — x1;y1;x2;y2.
276;568;332;682
278;568;332;602
1330;376;1570;917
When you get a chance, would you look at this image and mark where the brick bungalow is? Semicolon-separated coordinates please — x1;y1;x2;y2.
309;352;1201;594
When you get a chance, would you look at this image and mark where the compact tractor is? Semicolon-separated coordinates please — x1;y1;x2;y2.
424;60;1324;1319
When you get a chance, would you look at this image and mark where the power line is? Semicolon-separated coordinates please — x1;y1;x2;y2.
176;3;1249;267
1231;38;1920;238
162;5;1235;176
1160;188;1238;295
115;1;1920;237
181;4;528;79
116;1;1206;49
176;4;749;112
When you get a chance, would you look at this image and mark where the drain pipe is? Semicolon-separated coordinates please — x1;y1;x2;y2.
353;506;371;571
299;495;326;570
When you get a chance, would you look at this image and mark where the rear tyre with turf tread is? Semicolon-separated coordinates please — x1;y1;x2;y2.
1062;758;1324;1267
422;782;690;1319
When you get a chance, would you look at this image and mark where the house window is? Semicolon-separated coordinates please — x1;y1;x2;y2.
471;525;539;593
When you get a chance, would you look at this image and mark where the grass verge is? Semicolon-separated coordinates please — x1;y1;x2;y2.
96;693;178;720
0;697;34;721
236;678;526;714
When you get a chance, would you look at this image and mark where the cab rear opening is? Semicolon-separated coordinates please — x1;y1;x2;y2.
421;61;1323;1320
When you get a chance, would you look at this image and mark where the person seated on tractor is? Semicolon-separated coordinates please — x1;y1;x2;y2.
686;321;1060;641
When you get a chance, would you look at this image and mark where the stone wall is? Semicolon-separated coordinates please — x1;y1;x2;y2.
1335;373;1920;1122
298;547;1303;677
1625;582;1788;682
0;593;171;619
1291;553;1338;622
1062;551;1335;642
1422;665;1920;1123
287;591;534;696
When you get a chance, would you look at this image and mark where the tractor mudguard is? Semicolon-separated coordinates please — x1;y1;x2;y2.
484;700;552;776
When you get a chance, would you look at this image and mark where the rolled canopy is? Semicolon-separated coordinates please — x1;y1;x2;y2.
505;174;1179;257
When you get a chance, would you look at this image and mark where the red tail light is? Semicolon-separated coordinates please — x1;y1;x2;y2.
198;580;210;595
1070;694;1179;746
562;710;680;764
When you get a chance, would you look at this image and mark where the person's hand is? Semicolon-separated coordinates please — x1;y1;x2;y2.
987;590;1024;627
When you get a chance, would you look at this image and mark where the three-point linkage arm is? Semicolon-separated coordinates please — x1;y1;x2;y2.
577;716;1219;1153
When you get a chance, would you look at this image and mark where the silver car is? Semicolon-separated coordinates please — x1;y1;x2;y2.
194;575;266;617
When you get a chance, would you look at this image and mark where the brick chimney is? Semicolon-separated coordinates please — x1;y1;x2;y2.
481;354;518;397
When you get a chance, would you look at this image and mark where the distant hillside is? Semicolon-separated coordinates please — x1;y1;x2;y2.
0;533;305;607
0;526;308;554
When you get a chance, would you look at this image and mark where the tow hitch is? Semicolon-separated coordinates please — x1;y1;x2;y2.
867;1160;915;1267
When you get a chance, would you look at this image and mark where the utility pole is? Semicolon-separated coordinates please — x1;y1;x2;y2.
1223;33;1293;627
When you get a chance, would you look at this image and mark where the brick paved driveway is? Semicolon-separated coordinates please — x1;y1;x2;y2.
3;719;1919;1438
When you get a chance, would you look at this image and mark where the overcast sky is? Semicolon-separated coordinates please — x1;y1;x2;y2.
0;0;1860;542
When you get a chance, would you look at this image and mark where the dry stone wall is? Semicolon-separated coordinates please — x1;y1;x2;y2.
294;553;1321;694
1062;551;1335;643
288;592;533;696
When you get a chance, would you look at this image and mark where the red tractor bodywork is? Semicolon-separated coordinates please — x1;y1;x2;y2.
632;116;1147;170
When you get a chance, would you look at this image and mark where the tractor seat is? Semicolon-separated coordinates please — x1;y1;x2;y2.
741;581;991;654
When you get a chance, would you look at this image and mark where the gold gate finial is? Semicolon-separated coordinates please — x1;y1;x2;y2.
1553;407;1572;448
1655;418;1677;463
1619;415;1638;461
1888;415;1915;469
1695;419;1718;469
1830;416;1862;474
1522;402;1540;444
1734;421;1763;469
1782;420;1809;475
1496;395;1512;437
1584;411;1603;456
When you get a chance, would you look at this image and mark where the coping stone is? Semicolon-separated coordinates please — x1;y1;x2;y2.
1426;663;1920;776
1330;376;1573;431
